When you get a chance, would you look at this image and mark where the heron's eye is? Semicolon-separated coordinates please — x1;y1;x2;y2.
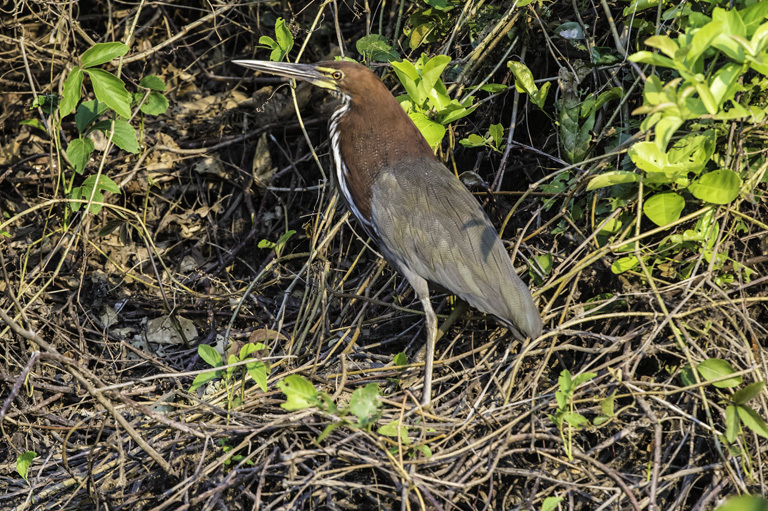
332;71;343;80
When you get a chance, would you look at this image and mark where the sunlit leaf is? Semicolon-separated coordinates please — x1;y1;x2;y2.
733;382;765;405
60;67;83;117
139;74;166;91
349;383;380;424
108;119;140;153
689;169;742;204
277;375;319;411
16;451;37;482
737;405;768;439
81;42;129;68
587;171;641;190
611;256;639;274
85;68;132;118
66;138;94;174
643;192;685;227
198;344;222;367
697;358;742;388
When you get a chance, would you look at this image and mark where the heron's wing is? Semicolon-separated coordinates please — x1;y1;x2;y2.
370;157;542;338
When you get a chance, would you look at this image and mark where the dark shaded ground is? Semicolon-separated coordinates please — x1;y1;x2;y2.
1;1;767;510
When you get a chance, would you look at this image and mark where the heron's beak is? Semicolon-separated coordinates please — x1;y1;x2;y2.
232;60;337;92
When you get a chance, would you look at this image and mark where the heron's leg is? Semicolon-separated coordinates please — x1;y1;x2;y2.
398;267;436;406
420;296;437;407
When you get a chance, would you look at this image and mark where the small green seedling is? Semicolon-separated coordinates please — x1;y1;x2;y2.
459;123;505;153
259;18;294;62
549;369;596;460
258;229;296;259
190;342;270;409
16;451;37;486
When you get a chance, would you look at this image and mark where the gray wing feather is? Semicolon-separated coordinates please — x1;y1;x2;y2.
370;158;542;338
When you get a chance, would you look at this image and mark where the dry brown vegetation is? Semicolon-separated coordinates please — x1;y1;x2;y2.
1;1;768;510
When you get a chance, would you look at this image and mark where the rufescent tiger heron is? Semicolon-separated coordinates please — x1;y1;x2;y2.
234;59;543;406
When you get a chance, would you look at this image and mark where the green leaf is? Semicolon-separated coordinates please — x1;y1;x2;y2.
593;87;624;111
277;375;319;411
259;36;280;60
697;358;742;388
733;382;766;405
75;174;120;214
713;495;768;511
725;404;740;444
666;131;714;174
75;99;109;133
66;138;94;174
276;229;296;249
709;63;742;108
393;352;408;367
258;239;276;250
31;94;59;114
742;3;768;36
644;35;679;59
563;412;589;429
246;361;268;392
81;42;129;68
555;21;584;40
97;175;120;194
507;61;537;95
69;186;83;211
356;34;400;62
349;383;381;424
60;67;83;117
689;169;742;205
611;256;639;274
488;123;504;148
479;83;508;93
601;390;616;417
643;192;685;227
189;369;222;392
628;51;678;69
572;372;597;388
439;100;476;124
198;344;222;367
108;119;140;153
409;112;445;148
274;18;294;58
259;18;294;62
85;68;132;118
239;342;266;359
139;91;169;116
736;405;768;439
377;420;410;443
654;116;684;153
598;218;624;236
688;20;723;65
139;74;166;91
531;81;551;109
391;60;422;104
19;119;46;132
16;451;37;481
587;171;641;190
418;55;451;103
680;365;696;386
459;133;486;148
555;391;567;411
529;253;553;285
542;496;565;511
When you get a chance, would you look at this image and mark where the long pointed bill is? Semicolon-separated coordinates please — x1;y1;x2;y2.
232;60;337;91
